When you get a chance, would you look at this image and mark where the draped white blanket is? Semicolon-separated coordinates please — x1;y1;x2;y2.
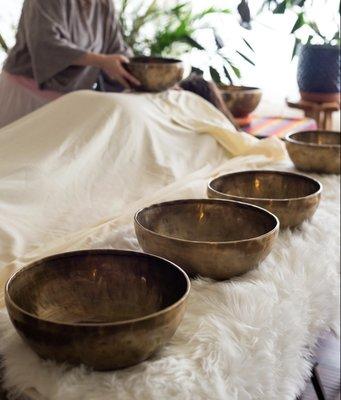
0;89;284;302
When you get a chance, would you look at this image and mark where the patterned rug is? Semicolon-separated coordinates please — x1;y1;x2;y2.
244;116;317;138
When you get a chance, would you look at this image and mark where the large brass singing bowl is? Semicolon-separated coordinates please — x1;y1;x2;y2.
285;130;340;174
5;250;190;371
134;199;279;280
126;56;184;92
208;170;322;228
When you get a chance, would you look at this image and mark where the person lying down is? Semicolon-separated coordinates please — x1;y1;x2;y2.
0;78;286;299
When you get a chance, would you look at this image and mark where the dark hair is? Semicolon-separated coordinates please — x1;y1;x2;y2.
179;75;239;129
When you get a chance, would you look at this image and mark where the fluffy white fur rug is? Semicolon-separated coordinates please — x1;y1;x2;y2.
0;170;339;400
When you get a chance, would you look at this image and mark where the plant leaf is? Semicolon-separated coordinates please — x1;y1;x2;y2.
236;50;255;66
214;31;225;49
291;12;305;34
332;30;340;40
291;37;301;59
209;66;222;84
182;35;205;50
273;1;287;14
223;66;233;84
120;0;130;14
331;30;340;45
231;65;241;79
128;0;160;48
242;38;255;52
307;21;327;41
293;0;306;6
192;7;231;22
258;0;272;13
191;66;204;76
307;34;313;44
0;32;8;53
220;55;242;79
170;2;188;16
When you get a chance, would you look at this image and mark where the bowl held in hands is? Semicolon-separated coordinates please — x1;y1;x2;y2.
126;57;184;92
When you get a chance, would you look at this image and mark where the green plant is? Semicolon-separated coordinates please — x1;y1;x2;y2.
261;0;340;58
118;0;255;84
0;32;8;53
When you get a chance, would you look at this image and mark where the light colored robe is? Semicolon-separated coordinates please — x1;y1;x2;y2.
4;0;130;92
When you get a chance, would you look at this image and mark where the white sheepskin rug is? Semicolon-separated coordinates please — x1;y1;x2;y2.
0;171;339;400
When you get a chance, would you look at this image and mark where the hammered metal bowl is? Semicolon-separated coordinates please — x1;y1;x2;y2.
5;250;190;371
126;56;184;92
208;170;322;228
134;199;279;280
219;85;262;118
285;130;340;174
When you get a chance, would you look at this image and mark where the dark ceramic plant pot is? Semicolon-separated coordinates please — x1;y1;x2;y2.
297;44;340;103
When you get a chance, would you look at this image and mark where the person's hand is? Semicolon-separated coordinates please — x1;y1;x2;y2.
99;54;140;88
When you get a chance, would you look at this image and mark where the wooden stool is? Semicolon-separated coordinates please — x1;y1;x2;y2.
286;98;340;130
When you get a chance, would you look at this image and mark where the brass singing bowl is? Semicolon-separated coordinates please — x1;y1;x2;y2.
285;130;340;174
5;250;190;371
219;85;262;118
134;199;279;280
208;170;322;228
126;56;184;92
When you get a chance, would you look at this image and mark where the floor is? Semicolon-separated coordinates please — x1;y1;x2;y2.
299;333;340;400
0;333;339;400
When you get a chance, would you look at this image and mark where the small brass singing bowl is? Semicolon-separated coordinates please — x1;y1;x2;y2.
134;199;279;280
126;56;184;92
5;250;190;371
285;130;340;174
208;170;322;228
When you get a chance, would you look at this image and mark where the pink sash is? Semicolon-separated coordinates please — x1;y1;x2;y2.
4;71;62;101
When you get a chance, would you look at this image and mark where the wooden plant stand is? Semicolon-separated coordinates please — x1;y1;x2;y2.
286;98;340;130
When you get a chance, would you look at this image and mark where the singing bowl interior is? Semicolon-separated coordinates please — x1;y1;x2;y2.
285;131;341;174
5;250;190;370
126;56;184;92
208;170;321;200
208;170;322;228
135;199;277;243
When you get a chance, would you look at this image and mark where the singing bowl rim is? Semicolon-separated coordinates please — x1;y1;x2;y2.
219;84;262;94
285;130;341;149
208;170;322;203
129;56;183;66
5;249;191;328
134;198;280;245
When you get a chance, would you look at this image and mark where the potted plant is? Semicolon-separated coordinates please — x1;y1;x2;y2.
118;1;260;122
264;0;340;102
118;0;255;85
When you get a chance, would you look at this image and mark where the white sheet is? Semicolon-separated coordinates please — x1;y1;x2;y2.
0;89;285;303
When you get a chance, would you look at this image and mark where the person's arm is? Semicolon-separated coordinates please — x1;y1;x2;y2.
73;52;140;89
22;0;139;90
